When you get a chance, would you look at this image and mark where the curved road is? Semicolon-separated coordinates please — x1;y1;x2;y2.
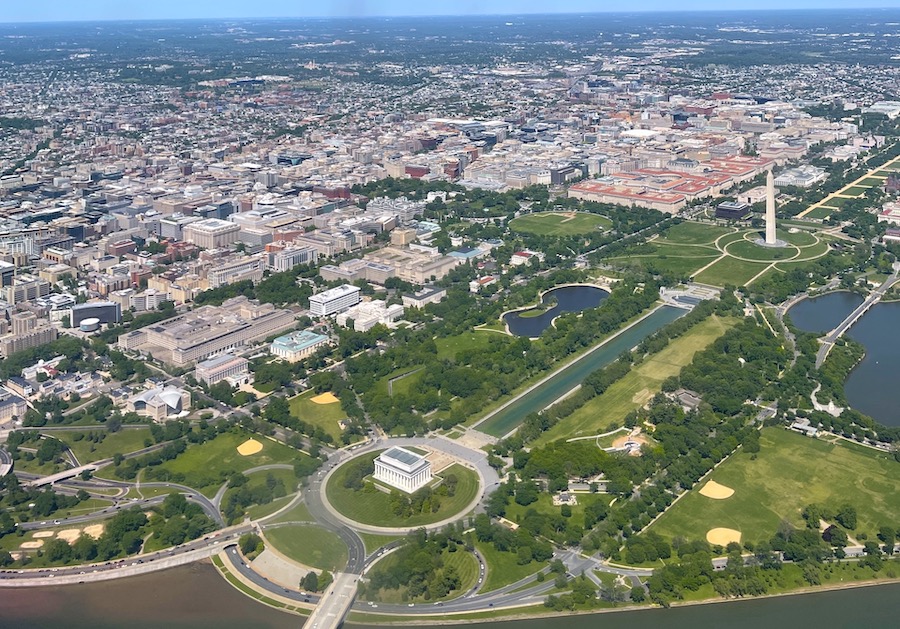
314;435;501;535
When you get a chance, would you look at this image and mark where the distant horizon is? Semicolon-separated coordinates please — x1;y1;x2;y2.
2;1;900;25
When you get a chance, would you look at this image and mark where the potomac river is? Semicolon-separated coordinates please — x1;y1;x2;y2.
789;291;900;426
0;562;898;628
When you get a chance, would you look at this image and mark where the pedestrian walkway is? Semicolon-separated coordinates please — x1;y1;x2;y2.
250;548;314;590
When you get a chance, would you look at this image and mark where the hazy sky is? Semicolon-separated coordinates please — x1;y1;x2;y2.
2;1;900;22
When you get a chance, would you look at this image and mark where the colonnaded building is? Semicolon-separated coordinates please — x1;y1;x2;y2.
374;446;433;493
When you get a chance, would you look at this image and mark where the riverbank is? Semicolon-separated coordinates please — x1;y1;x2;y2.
346;577;900;626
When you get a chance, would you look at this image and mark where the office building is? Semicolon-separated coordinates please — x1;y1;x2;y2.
309;285;361;317
195;353;252;387
117;296;295;367
183;218;241;250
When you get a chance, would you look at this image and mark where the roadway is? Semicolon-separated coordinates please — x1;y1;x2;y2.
0;526;252;586
313;434;502;535
0;445;12;476
14;471;225;526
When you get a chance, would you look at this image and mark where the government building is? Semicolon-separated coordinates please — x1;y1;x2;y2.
374;447;433;493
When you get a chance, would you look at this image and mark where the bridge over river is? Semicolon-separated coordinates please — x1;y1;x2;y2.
815;268;900;369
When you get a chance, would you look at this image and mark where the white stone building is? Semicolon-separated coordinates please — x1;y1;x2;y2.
309;284;361;317
374;447;432;493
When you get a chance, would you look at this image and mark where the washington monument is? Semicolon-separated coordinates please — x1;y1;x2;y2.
765;169;777;245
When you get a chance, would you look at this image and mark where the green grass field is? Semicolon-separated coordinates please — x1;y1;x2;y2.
694;256;771;287
476;541;546;592
778;229;819;246
289;390;347;441
842;186;870;197
266;500;313;524
365;546;479;603
649;428;900;546
509;212;611;237
607;249;720;278
152;431;309;497
358;532;402;554
435;332;497;361
246;495;293;520
725;239;799;261
860;177;885;186
265;524;348;571
805;205;837;219
56;428;152;464
326;455;479;527
660;222;735;245
503;492;613;525
532;316;737;445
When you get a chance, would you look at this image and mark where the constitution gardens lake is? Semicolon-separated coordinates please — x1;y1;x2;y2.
1;562;898;628
789;291;900;426
503;284;608;338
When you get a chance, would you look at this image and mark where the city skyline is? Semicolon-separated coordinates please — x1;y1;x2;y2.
3;1;900;23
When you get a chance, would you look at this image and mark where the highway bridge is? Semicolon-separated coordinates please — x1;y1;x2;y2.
24;464;99;487
815;269;899;368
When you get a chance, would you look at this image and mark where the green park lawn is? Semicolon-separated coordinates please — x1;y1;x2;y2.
151;431;309;497
532;315;737;445
476;541;546;593
778;228;821;247
842;185;870;197
509;212;611;237
246;495;294;520
9;456;63;476
365;547;480;603
265;524;348;571
358;532;403;554
725;238;799;261
266;500;313;524
56;428;153;464
326;455;479;527
694;256;771;287
824;196;849;209
804;205;837;219
289;389;347;441
435;331;497;361
659;222;734;245
606;240;720;277
503;492;613;525
859;177;886;187
649;428;900;546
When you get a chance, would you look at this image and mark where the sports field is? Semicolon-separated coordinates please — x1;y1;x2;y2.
289;389;347;441
532;315;737;446
509;212;611;236
649;428;900;546
149;431;310;497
